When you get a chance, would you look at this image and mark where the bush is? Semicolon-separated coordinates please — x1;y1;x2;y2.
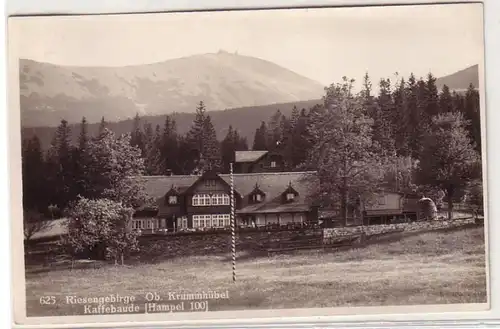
61;196;140;264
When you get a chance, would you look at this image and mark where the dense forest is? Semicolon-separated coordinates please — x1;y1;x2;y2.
21;72;483;224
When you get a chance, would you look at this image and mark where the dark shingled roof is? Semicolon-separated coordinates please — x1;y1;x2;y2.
235;150;268;163
139;171;319;214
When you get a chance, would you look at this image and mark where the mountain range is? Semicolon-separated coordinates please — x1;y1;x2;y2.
21;99;322;151
435;64;479;92
19;50;325;127
19;52;479;150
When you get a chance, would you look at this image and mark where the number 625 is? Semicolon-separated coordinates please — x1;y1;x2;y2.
39;296;56;305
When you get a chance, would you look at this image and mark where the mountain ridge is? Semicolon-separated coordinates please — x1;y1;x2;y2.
435;64;479;91
21;99;323;152
19;52;326;127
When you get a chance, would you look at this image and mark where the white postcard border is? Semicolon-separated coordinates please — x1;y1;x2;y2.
6;1;498;327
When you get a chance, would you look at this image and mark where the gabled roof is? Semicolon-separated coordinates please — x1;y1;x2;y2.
235;150;268;163
139;171;319;214
139;175;200;199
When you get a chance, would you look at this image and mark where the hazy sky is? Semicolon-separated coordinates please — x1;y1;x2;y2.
11;3;483;87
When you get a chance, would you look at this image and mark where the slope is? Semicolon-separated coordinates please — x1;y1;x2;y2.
19;51;325;126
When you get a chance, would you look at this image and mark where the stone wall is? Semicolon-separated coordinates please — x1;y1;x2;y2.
323;218;476;239
134;229;322;261
132;219;477;262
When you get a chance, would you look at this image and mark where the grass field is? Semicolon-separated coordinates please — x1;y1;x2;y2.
25;226;487;317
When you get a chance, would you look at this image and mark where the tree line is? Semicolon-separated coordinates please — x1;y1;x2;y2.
22;71;483;226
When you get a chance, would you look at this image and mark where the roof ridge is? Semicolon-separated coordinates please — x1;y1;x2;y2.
220;171;317;177
140;175;199;178
138;171;317;179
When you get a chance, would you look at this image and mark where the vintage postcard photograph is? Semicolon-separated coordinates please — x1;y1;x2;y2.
9;2;489;326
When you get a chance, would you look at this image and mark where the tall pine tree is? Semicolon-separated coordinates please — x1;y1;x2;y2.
46;119;75;209
252;121;268;151
22;135;47;212
464;84;481;154
130;113;145;156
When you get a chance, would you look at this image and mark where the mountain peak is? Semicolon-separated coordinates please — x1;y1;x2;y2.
19;53;325;127
435;64;479;91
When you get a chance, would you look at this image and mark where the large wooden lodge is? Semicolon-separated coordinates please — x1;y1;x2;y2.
133;170;319;232
131;151;420;233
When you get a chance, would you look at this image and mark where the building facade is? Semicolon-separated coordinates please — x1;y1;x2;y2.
132;170;319;233
233;150;285;174
360;191;421;225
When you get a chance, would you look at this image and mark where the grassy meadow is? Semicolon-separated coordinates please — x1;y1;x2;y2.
25;226;487;317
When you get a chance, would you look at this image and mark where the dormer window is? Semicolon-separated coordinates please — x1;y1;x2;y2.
165;185;180;205
271;161;277;168
250;183;266;204
282;182;299;203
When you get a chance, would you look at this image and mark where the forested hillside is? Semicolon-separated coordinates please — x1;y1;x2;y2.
21;72;483;224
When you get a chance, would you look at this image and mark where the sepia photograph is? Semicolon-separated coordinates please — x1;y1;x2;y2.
8;2;489;325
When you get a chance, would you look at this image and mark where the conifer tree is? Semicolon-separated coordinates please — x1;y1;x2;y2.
290;108;311;169
97;116;107;137
290;106;300;129
452;91;466;113
74;117;90;197
407;75;425;159
267;110;283;151
439;85;454;114
464;84;481;154
144;124;162;175
22;135;47;211
425;73;440;118
373;78;395;155
252;121;268;151
392;77;411;156
201;115;222;171
46;119;75;209
130;113;145;156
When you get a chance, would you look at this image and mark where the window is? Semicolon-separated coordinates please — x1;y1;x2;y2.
210;193;230;206
378;196;386;205
286;193;295;201
271;161;277;168
212;194;223;205
202;194;211;205
205;180;216;187
254;194;262;202
218;215;225;227
192;194;212;206
168;195;178;205
193;214;230;229
193;214;213;228
223;214;230;227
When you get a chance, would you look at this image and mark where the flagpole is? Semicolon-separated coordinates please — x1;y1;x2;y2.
230;162;236;282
